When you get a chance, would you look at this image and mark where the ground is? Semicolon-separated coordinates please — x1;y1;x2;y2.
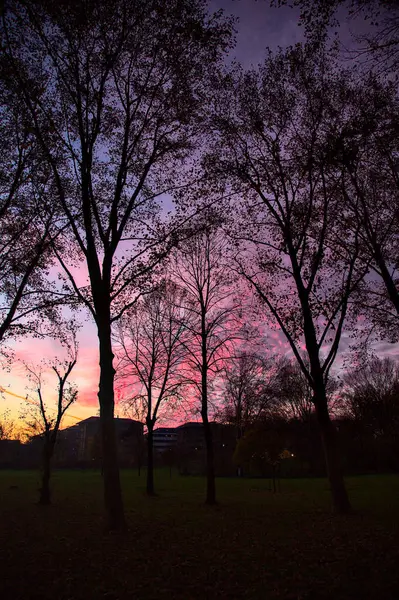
0;470;398;599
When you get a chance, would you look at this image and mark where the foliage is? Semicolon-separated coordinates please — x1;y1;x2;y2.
0;65;62;351
273;0;399;72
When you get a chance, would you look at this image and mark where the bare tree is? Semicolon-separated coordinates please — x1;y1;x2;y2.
116;280;188;496
171;229;240;504
220;351;278;437
208;46;369;512
1;0;234;529
341;356;399;435
21;328;78;505
274;356;339;420
274;357;315;422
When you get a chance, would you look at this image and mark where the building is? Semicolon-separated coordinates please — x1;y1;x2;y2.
55;416;144;467
153;427;178;454
176;421;236;476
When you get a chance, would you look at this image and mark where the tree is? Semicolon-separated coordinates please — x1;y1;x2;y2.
116;280;188;495
209;46;368;512
274;356;339;421
341;356;399;435
21;328;78;505
0;67;62;351
273;357;315;422
273;0;399;72
1;0;234;529
220;351;279;436
0;409;17;441
325;74;399;341
339;356;399;472
171;229;240;504
219;350;280;476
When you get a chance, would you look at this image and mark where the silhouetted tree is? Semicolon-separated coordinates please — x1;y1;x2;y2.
326;75;399;341
1;0;234;529
274;356;339;421
116;280;188;495
273;0;399;71
341;356;399;435
171;229;240;504
21;327;78;505
220;352;278;434
0;70;62;350
209;46;368;512
0;410;17;441
273;357;315;422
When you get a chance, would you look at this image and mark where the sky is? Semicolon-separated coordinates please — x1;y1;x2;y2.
1;0;398;430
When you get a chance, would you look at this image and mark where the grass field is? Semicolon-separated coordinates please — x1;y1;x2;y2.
1;470;399;599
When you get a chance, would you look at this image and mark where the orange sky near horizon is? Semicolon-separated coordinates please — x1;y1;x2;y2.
0;310;290;431
0;320;102;429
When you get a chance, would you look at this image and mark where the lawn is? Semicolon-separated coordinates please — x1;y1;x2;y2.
0;470;398;599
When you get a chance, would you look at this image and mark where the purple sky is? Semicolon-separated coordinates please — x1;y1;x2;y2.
213;0;303;65
1;0;398;426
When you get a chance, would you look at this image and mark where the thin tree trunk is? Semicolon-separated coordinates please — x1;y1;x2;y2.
98;325;125;531
314;387;352;514
200;312;216;505
202;411;216;504
373;244;399;315
236;416;244;477
146;425;155;496
136;434;142;476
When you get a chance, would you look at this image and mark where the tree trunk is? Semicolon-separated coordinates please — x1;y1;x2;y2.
314;387;352;514
98;325;125;531
295;275;351;514
200;310;216;505
236;419;244;477
202;411;216;505
374;243;399;315
39;441;53;505
146;424;155;496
